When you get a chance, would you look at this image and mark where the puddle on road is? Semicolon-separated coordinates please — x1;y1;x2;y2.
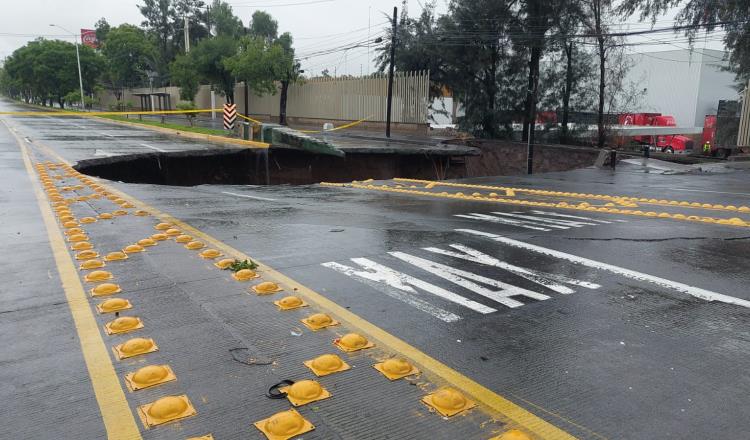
74;148;461;186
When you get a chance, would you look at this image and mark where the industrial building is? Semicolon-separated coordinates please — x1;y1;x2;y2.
625;49;739;128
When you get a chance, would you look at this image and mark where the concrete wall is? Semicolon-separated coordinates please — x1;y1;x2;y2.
625;49;737;127
463;140;601;177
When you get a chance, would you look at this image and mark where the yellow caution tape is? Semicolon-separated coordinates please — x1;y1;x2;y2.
298;116;372;134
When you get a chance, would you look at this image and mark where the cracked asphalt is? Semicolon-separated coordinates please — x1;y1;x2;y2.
2;97;750;440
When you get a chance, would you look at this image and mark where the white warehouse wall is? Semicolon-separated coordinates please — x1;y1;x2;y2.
625;49;737;127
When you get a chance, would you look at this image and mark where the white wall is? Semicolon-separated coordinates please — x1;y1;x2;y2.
625;49;737;127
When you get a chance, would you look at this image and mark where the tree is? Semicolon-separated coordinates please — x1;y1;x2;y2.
619;0;750;83
248;10;278;41
170;53;200;101
139;0;176;76
582;0;615;148
2;39;102;108
94;18;111;44
209;0;245;37
101;25;156;99
276;32;301;125
187;35;238;102
225;35;286;97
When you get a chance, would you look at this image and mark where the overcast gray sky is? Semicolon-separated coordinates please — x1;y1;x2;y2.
0;0;725;77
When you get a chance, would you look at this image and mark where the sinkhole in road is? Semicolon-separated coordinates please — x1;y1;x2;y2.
74;148;461;186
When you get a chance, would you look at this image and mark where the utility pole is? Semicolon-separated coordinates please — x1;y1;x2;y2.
385;6;397;138
50;24;85;111
184;15;190;53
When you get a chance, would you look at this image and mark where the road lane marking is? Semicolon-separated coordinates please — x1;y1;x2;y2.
530;210;614;223
29;140;581;440
456;213;553;231
140;143;167;152
459;228;750;308
667;187;750;197
390;251;550;308
423;244;601;294
5;121;143;440
499;212;599;227
322;260;462;322
221;191;277;201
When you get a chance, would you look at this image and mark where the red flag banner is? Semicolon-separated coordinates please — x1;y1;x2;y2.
81;29;98;48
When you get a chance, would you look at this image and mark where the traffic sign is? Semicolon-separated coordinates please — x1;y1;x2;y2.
223;104;237;130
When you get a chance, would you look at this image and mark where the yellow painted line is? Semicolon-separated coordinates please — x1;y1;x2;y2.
93;116;270;149
393;178;750;214
297;115;372;134
3;121;142;439
30;139;591;440
331;182;750;228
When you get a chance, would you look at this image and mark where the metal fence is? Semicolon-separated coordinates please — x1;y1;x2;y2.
238;71;431;124
739;79;750;146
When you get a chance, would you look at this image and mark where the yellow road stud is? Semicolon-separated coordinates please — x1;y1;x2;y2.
165;228;181;236
185;241;205;250
233;269;260;281
75;250;99;260
113;337;158;360
137;395;196;428
120;203;135;208
71;241;93;251
123;244;145;253
98;213;114;219
138;238;157;247
104;251;128;261
304;354;350;377
301;313;339;331
373;358;419;380
80;259;105;270
62;221;78;228
253;409;314;440
279;380;331;407
334;333;374;352
112;210;128;216
175;234;193;243
251;281;282;294
274;296;307;311
96;298;132;314
84;270;113;283
150;233;168;241
135;210;150;216
80;216;97;224
199;249;222;259
154;222;172;230
104;316;144;335
125;365;176;391
214;258;235;269
422;387;476;417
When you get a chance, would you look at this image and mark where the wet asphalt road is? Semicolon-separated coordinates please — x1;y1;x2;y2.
2;98;750;439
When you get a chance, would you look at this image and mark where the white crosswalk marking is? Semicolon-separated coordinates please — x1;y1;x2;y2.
529;210;615;224
457;210;623;232
390;251;550;308
458;228;750;308
455;213;553;231
423;244;600;293
322;258;490;318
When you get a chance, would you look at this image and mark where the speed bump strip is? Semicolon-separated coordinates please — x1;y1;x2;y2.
31;141;588;440
11;133;142;439
125;364;177;391
253;408;314;440
137;394;196;428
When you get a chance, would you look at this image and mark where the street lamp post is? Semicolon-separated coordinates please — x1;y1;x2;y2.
50;24;85;111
